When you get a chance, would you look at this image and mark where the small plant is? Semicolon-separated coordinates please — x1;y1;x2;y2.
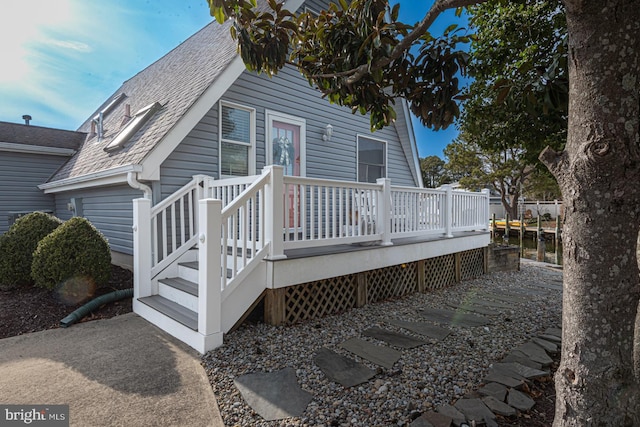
31;217;112;291
0;212;63;290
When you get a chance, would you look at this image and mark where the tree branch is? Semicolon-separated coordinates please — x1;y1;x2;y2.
322;0;489;85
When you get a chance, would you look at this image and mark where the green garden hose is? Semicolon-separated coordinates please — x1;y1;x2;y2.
60;288;133;328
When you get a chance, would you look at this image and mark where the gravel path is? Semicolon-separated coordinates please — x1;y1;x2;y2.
202;262;562;426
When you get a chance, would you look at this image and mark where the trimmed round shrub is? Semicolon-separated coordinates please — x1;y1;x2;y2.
0;212;63;290
31;217;112;290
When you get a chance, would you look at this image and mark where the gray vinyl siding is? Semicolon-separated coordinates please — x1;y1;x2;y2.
160;108;219;200
158;41;417;200
0;152;67;234
225;66;416;186
54;185;143;255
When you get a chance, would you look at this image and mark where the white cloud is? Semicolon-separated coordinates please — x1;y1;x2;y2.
43;39;92;53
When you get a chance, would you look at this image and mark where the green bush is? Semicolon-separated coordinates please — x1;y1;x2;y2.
0;212;63;290
31;217;112;290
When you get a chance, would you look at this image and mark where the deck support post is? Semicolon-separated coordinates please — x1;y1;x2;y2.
265;288;286;325
133;198;152;300
376;177;393;246
264;165;286;259
442;185;454;238
356;272;368;307
198;199;223;347
417;260;426;293
454;252;462;283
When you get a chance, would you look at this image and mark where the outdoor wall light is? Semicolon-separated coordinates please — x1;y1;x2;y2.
322;124;333;142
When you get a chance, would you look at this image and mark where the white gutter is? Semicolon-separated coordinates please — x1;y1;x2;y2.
400;100;425;188
39;164;143;193
0;141;76;156
127;172;152;199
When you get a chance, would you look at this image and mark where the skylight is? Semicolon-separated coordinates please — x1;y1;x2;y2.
104;102;162;152
93;93;127;121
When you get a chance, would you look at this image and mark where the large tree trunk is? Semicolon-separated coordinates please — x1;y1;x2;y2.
540;1;640;425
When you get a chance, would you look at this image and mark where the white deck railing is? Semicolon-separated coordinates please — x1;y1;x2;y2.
133;166;490;345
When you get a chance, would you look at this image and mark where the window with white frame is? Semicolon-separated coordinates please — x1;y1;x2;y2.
357;135;386;183
220;102;255;176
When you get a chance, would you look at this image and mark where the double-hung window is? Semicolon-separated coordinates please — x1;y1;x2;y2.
220;102;255;176
357;135;386;183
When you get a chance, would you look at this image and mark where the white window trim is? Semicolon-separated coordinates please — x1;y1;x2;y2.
219;100;256;177
356;134;387;182
265;110;306;177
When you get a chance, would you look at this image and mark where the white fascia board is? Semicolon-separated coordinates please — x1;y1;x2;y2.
39;164;143;194
138;0;305;181
0;141;76;157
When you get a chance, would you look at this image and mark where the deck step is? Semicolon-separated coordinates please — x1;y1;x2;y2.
158;277;198;297
138;295;198;330
178;260;235;280
179;261;199;270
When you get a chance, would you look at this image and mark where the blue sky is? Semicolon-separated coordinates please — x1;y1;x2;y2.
0;0;466;158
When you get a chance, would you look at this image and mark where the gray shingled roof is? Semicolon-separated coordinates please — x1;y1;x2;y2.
49;18;238;182
0;121;85;150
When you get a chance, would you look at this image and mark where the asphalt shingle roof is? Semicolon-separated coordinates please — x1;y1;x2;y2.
49;18;238;182
0;121;85;150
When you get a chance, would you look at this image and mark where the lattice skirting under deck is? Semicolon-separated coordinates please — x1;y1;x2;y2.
264;247;486;326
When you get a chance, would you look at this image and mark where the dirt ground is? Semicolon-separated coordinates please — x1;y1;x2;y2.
0;265;133;340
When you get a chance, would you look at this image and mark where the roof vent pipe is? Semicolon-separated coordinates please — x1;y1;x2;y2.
22;115;32;125
121;104;132;127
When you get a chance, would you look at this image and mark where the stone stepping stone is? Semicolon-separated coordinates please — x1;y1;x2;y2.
420;411;454;427
409;415;435;427
511;342;553;366
339;338;401;369
533;337;559;353
463;299;513;310
362;327;427;349
501;354;543;370
507;388;535;411
234;367;313;421
482;396;517;417
314;348;375;387
483;371;524;389
544;327;562;338
435;404;466;427
539;333;561;343
478;382;507;401
530;282;563;291
476;291;529;303
386;319;451;341
454;398;497;427
492;362;549;380
417;307;491;327
447;301;498;316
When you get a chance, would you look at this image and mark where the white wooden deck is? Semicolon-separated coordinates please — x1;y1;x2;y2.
132;166;491;353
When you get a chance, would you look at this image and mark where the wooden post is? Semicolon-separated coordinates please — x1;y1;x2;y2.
454;252;462;282
376;177;393;245
264;165;286;259
356;272;368;306
132;198;152;300
536;215;545;262
417;260;426;293
198;199;222;343
504;212;510;245
491;213;497;241
519;213;525;257
265;288;286;325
